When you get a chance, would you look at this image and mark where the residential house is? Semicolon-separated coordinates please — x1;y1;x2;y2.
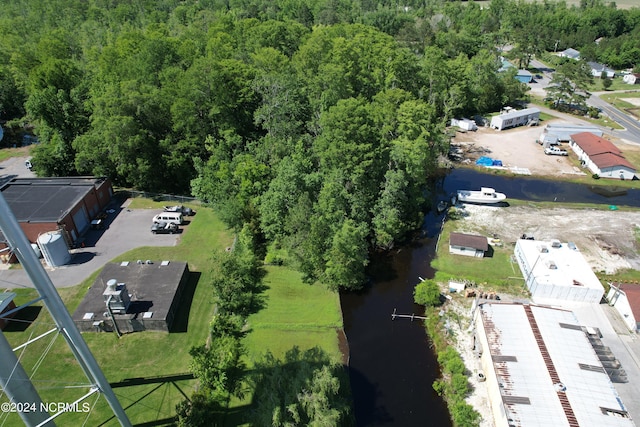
569;132;637;180
449;232;488;258
588;61;615;78
558;48;580;60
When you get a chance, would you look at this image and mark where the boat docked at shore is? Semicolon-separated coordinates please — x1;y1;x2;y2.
455;187;506;205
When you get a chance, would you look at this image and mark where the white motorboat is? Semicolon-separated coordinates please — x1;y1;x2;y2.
456;187;506;204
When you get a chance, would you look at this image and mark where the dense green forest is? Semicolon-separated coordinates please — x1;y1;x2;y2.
1;0;639;289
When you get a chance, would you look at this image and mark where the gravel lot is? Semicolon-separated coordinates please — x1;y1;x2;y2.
451;119;640;177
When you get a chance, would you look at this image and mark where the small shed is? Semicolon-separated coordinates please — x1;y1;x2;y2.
607;283;640;332
450;118;477;131
449;232;488;258
490;107;540;131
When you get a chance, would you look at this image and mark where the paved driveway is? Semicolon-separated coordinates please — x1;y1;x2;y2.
0;198;182;289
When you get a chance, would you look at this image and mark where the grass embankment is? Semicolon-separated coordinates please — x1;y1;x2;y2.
1;202;344;426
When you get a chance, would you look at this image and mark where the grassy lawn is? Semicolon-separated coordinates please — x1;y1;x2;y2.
1;204;344;426
243;265;343;362
0;145;32;162
600;90;640;120
432;217;528;296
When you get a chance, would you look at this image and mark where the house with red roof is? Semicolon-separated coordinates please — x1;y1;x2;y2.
569;132;637;180
607;283;640;332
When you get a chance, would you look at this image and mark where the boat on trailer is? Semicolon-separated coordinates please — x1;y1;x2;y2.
456;187;506;205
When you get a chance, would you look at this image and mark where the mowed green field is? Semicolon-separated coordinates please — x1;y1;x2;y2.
1;202;343;426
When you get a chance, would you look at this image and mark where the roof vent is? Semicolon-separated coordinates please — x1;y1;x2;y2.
550;239;562;248
546;260;557;270
537;245;549;253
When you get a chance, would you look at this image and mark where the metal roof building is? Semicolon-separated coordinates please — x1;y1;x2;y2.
0;177;113;246
514;239;604;304
474;302;634;427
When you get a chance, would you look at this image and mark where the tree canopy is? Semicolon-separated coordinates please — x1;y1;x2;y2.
1;0;639;289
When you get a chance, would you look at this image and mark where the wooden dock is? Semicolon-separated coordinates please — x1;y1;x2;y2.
391;308;427;321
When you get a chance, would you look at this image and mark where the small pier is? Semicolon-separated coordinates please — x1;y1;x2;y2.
391;308;427;321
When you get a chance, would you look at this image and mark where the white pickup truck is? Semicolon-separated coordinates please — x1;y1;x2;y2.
544;146;568;156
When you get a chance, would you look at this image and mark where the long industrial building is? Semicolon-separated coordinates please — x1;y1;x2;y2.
514;239;604;304
473;302;634;427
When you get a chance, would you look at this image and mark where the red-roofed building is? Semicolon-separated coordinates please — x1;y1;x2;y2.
607;283;640;332
569;132;637;180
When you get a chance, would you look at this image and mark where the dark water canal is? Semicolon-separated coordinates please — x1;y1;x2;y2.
341;168;639;426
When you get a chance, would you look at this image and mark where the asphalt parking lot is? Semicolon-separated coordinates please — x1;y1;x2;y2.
0;197;182;290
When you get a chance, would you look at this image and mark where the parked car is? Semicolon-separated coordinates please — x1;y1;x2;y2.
544;146;568;156
151;221;179;234
163;204;195;216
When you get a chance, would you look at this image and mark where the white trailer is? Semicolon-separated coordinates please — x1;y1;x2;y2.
450;118;478;131
490;107;540;131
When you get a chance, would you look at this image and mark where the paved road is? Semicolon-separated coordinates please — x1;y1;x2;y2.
589;94;640;144
0;198;183;289
528;58;640;145
566;302;640;423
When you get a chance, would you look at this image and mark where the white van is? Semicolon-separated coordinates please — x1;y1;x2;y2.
152;212;183;225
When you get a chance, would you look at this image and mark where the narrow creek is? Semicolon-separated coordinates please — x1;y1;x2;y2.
340;168;639;426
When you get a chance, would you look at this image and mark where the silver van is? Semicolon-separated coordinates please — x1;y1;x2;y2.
152;212;183;225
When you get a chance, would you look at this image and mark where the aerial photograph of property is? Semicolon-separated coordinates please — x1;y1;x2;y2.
1;0;639;426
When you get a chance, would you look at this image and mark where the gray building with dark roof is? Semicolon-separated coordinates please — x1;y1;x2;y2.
72;260;190;333
449;232;489;258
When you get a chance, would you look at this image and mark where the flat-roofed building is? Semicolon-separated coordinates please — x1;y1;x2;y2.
72;260;190;333
514;239;604;304
474;302;634;427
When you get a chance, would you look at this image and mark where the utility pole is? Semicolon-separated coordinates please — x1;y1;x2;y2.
0;193;131;427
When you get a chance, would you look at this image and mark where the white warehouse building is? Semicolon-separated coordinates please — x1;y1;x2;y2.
514;239;604;304
473;302;634;427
